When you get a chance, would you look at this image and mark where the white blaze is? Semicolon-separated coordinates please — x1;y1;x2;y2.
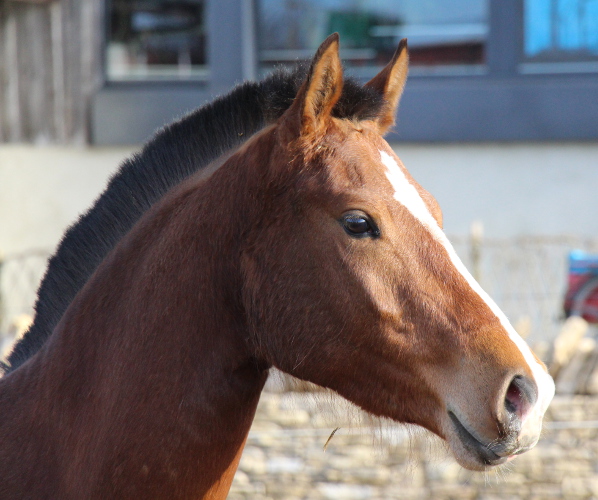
380;150;554;433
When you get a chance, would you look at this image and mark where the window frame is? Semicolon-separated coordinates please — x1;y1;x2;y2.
92;0;598;144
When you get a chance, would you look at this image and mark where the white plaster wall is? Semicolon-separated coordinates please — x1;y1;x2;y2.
1;142;597;257
0;146;133;256
396;142;598;239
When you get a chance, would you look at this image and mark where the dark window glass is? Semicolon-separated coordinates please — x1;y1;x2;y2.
523;0;598;72
256;0;489;77
107;0;207;81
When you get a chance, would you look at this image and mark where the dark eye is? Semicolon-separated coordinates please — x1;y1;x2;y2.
340;212;380;238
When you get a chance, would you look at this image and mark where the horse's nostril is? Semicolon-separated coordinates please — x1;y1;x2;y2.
505;382;523;415
504;375;537;422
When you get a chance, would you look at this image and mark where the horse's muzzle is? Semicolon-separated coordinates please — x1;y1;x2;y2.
447;373;544;468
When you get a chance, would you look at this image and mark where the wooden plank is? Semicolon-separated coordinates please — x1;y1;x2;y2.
80;0;104;143
3;3;22;141
22;5;53;142
0;5;7;142
15;3;34;140
61;0;82;143
50;0;65;142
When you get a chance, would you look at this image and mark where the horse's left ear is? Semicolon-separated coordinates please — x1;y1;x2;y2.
365;39;409;134
283;33;343;140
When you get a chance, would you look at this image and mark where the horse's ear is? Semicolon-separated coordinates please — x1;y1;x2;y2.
284;33;343;140
365;39;409;134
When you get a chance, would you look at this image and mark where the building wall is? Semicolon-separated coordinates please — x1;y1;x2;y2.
0;145;128;255
0;0;103;144
2;1;598;146
0;142;596;338
1;142;597;258
399;142;598;239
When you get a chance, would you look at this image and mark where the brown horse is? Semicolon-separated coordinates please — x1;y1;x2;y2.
0;34;554;499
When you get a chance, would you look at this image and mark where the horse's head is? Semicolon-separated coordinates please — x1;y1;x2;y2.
241;34;554;470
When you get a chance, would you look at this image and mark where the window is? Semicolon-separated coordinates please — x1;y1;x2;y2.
107;0;208;81
93;0;598;144
256;0;489;77
523;0;598;72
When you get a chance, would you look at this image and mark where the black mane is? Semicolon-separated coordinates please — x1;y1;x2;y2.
3;65;385;373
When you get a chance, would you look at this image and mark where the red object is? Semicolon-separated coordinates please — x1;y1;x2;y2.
564;250;598;323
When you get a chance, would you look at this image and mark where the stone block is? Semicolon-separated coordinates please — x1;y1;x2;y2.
316;482;374;499
562;476;591;497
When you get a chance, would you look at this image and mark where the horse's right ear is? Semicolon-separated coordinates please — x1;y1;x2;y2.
282;33;343;141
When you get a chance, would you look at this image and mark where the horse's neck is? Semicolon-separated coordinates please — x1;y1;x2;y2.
1;169;268;499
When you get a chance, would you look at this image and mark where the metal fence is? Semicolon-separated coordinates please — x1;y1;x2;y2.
451;234;598;346
1;235;598;346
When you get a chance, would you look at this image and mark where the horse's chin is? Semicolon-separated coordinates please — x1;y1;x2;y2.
444;412;512;471
448;438;510;471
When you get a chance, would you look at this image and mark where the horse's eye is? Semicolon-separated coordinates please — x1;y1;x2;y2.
340;212;380;238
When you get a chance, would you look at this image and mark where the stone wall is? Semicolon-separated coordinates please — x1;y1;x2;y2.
230;392;598;499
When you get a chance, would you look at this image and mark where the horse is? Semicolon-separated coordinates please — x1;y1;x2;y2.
0;34;554;499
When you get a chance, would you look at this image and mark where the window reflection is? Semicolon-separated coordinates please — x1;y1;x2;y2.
257;0;488;76
107;0;207;81
525;0;598;63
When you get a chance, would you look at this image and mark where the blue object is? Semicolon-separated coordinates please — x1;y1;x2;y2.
525;0;598;56
568;249;598;275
